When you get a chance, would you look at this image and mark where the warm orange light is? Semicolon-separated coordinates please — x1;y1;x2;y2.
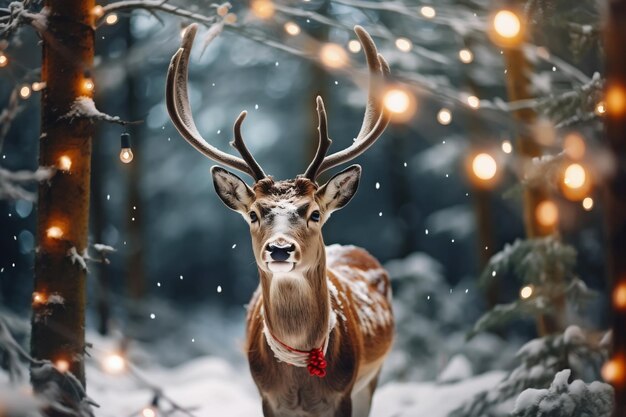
502;140;513;154
459;49;474;63
602;357;626;384
223;13;237;25
437;108;452;125
105;13;118;25
582;197;594;211
563;163;586;189
83;79;94;92
348;40;361;53
467;95;480;109
250;0;275;19
120;148;134;164
614;282;626;310
395;38;412;52
595;101;606;115
535;200;558;228
92;5;104;18
472;153;497;181
319;43;348;69
493;10;521;39
420;6;436;18
58;155;72;172
384;89;411;114
55;359;70;373
606;85;626;116
563;133;586;160
102;353;126;374
284;21;301;36
19;85;31;99
216;4;229;16
32;292;45;305
31;81;45;92
0;53;7;67
46;226;64;239
520;285;533;299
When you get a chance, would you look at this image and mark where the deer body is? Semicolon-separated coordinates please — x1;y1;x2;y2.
166;23;394;417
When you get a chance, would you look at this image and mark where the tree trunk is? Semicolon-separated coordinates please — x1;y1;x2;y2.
503;47;562;335
31;0;95;388
603;1;626;414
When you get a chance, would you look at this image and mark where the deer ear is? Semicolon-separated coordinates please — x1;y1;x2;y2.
211;166;255;212
316;164;361;214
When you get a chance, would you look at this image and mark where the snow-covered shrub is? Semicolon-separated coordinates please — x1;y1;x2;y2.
512;369;613;417
450;325;609;417
469;236;595;337
383;252;519;381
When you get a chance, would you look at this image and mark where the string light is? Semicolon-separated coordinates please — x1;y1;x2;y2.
19;85;31;99
520;285;533;299
92;5;104;18
458;49;474;63
606;84;626;116
467;95;480;109
141;407;157;417
535;200;558;228
437;108;452;125
319;43;348;69
284;21;301;36
102;353;126;374
32;81;45;92
46;226;64;239
613;282;626;310
216;4;229;16
0;52;7;67
563;133;586;160
32;292;45;305
250;0;275;19
383;88;416;122
502;140;513;154
563;163;586;189
602;356;626;384
58;155;72;172
105;13;118;25
582;197;594;211
420;6;436;18
493;10;522;39
595;101;606;115
472;153;497;181
395;38;412;52
83;78;94;93
120;133;134;164
348;40;361;53
55;359;70;373
223;13;237;25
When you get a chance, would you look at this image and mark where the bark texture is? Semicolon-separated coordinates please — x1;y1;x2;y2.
604;1;626;415
31;0;95;387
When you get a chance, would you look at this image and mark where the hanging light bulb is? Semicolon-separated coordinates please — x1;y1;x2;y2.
437;108;452;125
19;85;31;99
347;40;361;53
489;9;523;47
119;133;134;164
459;48;474;63
520;285;533;299
466;95;480;109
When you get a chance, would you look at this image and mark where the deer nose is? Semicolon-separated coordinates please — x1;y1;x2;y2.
267;243;295;262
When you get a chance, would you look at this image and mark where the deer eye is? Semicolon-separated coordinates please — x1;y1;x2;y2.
310;210;320;222
249;211;258;223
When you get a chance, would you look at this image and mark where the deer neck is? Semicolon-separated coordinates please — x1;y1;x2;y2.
259;245;332;352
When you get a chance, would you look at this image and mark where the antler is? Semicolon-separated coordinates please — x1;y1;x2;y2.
304;26;391;181
166;24;266;181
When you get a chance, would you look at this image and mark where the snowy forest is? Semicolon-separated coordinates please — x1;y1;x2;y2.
1;0;625;416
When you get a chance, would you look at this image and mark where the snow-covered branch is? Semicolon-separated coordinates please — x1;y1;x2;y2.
0;166;55;202
61;96;136;125
101;0;222;27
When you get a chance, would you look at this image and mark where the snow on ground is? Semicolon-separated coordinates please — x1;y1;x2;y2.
87;347;505;417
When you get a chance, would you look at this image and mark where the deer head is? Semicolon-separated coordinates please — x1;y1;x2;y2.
166;24;390;276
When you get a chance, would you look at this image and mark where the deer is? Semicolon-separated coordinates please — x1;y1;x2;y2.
166;23;394;417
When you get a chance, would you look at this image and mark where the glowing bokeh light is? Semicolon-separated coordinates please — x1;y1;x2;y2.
614;282;626;310
46;226;64;239
395;38;412;52
437;108;452;125
472;153;497;181
520;285;533;299
535;200;558;228
459;49;474;63
563;133;586;160
502;140;513;154
319;43;348;69
284;21;301;36
102;353;126;374
563;163;586;189
250;0;275;19
493;10;521;39
105;13;118;25
420;6;436;18
348;40;361;53
582;197;594;211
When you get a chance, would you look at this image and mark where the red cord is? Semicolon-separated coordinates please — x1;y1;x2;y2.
268;330;328;377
